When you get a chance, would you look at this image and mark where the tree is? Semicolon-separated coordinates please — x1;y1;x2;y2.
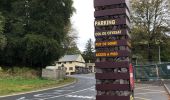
0;0;75;67
22;34;63;67
83;39;95;63
0;12;6;50
0;12;4;33
62;23;80;55
131;0;170;62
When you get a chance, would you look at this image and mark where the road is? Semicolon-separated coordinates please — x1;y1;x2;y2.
0;74;169;100
135;82;169;100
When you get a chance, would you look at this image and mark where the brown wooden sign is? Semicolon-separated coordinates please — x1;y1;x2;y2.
94;0;130;12
94;8;130;21
95;73;130;80
95;40;131;48
94;29;131;39
96;50;130;57
94;18;130;28
95;61;130;68
96;96;132;100
94;0;134;100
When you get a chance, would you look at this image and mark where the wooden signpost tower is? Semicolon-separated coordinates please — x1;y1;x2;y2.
94;0;134;100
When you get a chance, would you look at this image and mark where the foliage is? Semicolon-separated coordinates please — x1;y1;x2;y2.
131;0;170;62
23;34;64;67
0;67;39;79
0;34;6;50
62;23;80;55
0;12;6;50
0;12;4;34
82;39;95;63
0;0;75;67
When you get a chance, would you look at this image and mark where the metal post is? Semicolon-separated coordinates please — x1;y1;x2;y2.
155;64;159;80
159;46;161;64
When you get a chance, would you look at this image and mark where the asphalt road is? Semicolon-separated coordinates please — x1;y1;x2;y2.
0;74;169;100
135;82;169;100
0;74;96;100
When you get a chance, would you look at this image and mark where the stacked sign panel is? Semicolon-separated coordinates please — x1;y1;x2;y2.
94;0;134;100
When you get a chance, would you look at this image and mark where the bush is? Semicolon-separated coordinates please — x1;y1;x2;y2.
0;67;40;79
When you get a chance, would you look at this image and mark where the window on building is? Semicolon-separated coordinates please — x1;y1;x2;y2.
89;66;92;69
69;61;72;64
69;67;73;70
58;62;61;64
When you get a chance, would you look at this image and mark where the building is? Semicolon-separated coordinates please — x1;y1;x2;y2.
86;63;95;73
56;54;86;75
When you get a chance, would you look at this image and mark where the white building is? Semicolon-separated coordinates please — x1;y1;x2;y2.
56;54;86;75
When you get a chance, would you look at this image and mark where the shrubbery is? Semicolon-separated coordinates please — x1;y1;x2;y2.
0;67;40;79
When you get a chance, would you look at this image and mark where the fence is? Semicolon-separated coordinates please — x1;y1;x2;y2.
134;62;170;81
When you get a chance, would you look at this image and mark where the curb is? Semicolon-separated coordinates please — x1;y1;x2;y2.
163;84;170;96
0;79;77;98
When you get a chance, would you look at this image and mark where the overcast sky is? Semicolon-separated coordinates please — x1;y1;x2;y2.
71;0;94;52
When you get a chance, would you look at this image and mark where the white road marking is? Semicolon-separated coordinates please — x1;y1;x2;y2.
136;88;165;92
70;75;94;79
16;97;26;100
63;86;75;89
41;86;95;100
17;86;95;100
1;81;76;98
34;93;57;98
135;86;161;90
135;91;166;95
89;88;95;91
34;90;73;97
16;97;42;100
135;97;151;100
53;90;73;92
66;95;95;99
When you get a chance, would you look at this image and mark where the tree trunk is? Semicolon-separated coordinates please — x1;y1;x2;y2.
148;43;153;63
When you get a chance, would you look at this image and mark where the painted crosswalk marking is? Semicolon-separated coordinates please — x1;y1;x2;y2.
66;95;95;99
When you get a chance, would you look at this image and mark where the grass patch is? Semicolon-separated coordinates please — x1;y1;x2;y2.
0;77;75;96
0;67;76;96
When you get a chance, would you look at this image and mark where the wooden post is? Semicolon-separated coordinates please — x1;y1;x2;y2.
94;0;134;100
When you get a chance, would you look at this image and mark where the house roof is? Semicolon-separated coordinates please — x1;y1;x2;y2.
58;54;85;62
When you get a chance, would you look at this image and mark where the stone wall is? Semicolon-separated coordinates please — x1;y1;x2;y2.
42;69;66;80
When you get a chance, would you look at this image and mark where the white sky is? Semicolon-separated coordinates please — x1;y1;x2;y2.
71;0;95;52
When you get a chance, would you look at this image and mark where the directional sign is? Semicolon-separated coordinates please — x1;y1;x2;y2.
94;0;133;99
95;40;131;48
96;50;130;57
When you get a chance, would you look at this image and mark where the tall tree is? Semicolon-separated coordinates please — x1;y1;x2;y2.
0;12;4;33
83;39;95;63
0;0;75;67
131;0;170;62
63;23;80;55
0;12;6;50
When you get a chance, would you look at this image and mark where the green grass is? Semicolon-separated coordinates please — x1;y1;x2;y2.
0;78;75;96
0;67;75;96
0;77;75;96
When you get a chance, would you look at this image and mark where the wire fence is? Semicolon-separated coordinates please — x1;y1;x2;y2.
134;62;170;81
